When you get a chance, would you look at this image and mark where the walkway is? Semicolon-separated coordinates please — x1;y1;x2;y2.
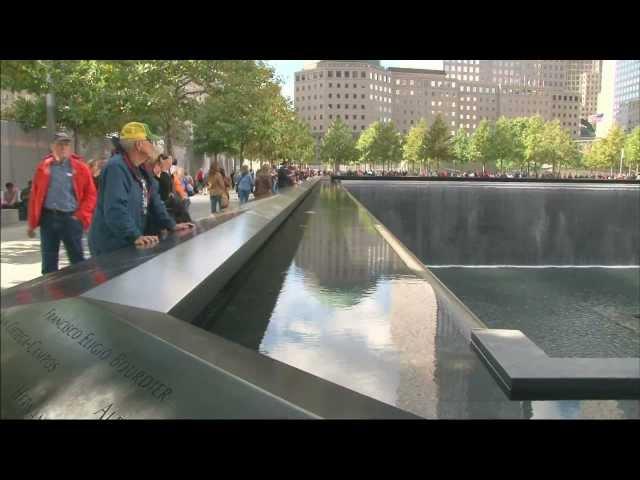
1;192;241;291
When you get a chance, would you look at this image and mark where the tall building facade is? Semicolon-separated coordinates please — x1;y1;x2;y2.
295;60;583;142
595;60;616;138
613;60;640;132
444;60;602;120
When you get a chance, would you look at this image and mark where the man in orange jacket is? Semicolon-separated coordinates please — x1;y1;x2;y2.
28;132;97;274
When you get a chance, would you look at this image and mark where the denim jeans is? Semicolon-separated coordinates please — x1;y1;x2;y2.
210;195;221;213
238;190;250;204
40;211;85;274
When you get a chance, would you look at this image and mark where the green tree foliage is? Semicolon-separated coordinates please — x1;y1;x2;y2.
624;126;640;174
584;124;626;173
424;114;451;171
522;115;547;176
542;120;581;176
493;116;526;173
451;129;474;171
357;121;403;171
321;119;358;173
1;61;130;148
402;119;429;174
470;119;496;173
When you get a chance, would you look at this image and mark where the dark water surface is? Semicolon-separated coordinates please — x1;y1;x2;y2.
431;267;640;358
192;182;639;418
345;181;640;358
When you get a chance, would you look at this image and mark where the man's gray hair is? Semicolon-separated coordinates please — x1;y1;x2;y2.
118;138;139;152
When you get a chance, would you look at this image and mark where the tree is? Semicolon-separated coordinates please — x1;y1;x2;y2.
321;119;358;173
522;115;547;177
471;119;496;174
602;124;627;175
584;139;608;171
508;117;530;173
624;126;640;175
451;129;474;172
402;119;429;174
1;60;131;150
585;124;626;175
424;114;451;172
191;61;282;170
357;122;379;171
493;117;520;174
542;120;581;176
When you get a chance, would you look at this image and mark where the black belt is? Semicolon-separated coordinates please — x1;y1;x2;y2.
43;208;74;216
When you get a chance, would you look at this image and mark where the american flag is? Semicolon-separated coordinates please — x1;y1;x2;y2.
588;113;604;124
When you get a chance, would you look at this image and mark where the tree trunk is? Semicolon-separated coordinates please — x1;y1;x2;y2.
73;128;79;154
165;133;174;156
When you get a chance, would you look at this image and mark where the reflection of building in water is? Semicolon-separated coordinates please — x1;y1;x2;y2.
294;187;406;305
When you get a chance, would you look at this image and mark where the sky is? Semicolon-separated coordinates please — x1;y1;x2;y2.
266;60;443;101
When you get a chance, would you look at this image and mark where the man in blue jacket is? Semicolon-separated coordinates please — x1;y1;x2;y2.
89;122;193;256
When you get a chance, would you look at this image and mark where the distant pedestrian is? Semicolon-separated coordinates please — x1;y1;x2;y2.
27;132;97;274
254;164;273;200
207;164;226;213
236;164;254;205
2;182;20;209
220;167;231;209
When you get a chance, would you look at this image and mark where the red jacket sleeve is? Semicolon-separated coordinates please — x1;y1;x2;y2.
74;159;97;231
27;163;47;231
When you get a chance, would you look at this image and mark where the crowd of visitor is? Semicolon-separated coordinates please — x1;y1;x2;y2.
5;122;322;275
5;122;636;276
337;168;639;180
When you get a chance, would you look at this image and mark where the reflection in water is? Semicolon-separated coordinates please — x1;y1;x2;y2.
196;182;637;419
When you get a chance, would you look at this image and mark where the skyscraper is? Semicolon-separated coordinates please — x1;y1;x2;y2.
613;60;640;132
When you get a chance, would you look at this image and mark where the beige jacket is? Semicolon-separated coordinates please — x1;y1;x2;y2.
208;171;226;197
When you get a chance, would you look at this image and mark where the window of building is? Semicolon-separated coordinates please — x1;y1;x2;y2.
336;71;342;78
361;72;366;78
328;104;333;109
328;71;333;78
337;83;341;88
329;114;333;119
345;71;350;78
361;105;365;109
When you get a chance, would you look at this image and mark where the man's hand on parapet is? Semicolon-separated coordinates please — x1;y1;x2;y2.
27;228;36;238
134;235;159;247
173;222;195;231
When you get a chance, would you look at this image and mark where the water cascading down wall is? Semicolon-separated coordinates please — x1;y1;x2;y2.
343;180;640;358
